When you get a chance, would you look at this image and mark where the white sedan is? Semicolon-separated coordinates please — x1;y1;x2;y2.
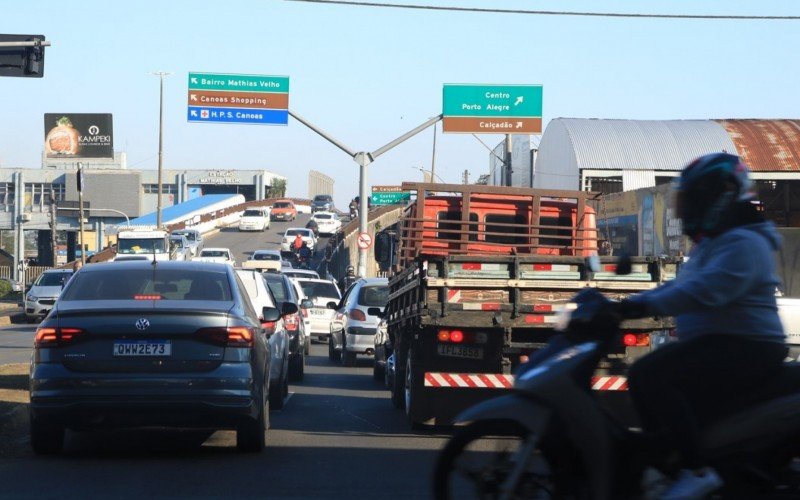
194;247;236;266
281;228;317;253
311;211;343;236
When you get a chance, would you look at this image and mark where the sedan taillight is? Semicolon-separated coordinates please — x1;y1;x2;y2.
196;326;255;347
34;327;86;347
349;309;366;322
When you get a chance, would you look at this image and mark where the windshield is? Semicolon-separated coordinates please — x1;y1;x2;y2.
253;253;280;261
118;238;167;254
172;231;197;242
314;196;332;202
285;229;308;236
200;250;229;258
61;269;232;301
357;286;389;307
274;202;291;209
243;209;263;217
314;214;333;220
299;281;340;300
34;272;72;287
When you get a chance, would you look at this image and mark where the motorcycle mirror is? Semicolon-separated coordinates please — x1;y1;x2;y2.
616;253;632;276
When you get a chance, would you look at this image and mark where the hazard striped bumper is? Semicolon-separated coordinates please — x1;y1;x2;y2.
424;372;628;391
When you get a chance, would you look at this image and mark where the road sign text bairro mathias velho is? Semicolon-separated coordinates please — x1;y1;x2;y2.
187;73;289;125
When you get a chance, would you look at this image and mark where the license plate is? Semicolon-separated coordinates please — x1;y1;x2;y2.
437;344;484;359
310;309;326;316
113;340;171;357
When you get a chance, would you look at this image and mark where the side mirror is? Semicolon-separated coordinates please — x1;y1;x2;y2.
280;301;299;316
327;301;338;310
300;298;314;309
262;306;280;322
367;307;384;318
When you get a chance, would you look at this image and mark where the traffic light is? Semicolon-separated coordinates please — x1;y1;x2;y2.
0;34;47;78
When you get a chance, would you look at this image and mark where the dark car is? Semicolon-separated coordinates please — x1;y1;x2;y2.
305;219;320;238
263;272;307;376
310;194;335;213
28;261;297;455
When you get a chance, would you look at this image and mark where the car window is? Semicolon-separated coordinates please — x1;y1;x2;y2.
254;253;280;261
34;272;72;287
357;285;389;307
61;269;233;301
264;275;289;303
314;214;333;220
299;281;341;300
201;250;228;258
243;209;264;217
274;202;291;209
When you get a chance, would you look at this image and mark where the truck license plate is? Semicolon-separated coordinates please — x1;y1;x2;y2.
437;344;483;359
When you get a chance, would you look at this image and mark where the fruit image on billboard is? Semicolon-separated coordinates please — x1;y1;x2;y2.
44;113;114;158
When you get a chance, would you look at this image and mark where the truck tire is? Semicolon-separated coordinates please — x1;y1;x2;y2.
391;352;406;409
404;349;427;429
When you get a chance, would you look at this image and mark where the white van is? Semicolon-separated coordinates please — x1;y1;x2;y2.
239;207;271;232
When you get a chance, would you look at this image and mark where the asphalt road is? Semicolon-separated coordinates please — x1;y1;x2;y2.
0;213;450;498
0;343;447;498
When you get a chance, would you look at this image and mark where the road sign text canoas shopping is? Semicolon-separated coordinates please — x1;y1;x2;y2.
187;72;289;125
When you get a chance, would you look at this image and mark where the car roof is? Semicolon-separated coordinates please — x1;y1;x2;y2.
312;211;337;216
274;199;294;204
253;249;280;254
42;268;74;274
202;247;231;252
79;260;233;272
356;277;389;285
285;227;311;233
294;277;336;284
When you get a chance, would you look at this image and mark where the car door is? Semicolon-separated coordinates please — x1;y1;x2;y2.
331;283;357;346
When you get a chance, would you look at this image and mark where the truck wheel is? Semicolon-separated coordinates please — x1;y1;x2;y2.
404;349;426;429
391;353;406;409
328;335;340;363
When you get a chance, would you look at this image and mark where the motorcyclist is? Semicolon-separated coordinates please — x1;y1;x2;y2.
292;233;304;253
610;153;787;499
349;199;358;219
341;265;357;292
298;241;312;268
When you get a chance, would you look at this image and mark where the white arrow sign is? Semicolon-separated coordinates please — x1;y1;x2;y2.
190;77;198;84
190;94;198;102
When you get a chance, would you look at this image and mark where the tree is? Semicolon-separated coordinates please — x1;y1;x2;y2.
268;179;287;198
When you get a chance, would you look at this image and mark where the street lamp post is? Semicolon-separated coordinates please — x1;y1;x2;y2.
151;71;171;228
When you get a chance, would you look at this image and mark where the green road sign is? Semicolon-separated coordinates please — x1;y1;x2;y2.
372;191;411;206
443;84;542;117
188;73;289;93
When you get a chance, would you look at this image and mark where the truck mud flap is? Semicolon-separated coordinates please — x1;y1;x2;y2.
454;394;550;435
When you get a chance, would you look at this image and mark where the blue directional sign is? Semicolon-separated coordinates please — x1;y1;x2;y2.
187;107;288;125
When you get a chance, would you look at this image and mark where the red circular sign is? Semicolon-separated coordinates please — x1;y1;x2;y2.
357;232;373;250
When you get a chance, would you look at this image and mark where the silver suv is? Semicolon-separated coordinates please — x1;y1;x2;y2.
328;277;388;367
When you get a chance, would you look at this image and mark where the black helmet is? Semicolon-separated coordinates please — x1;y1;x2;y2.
675;152;756;240
346;265;355;274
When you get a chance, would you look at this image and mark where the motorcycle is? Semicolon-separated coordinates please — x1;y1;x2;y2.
433;287;800;499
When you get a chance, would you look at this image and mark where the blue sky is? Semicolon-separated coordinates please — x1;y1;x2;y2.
2;1;799;207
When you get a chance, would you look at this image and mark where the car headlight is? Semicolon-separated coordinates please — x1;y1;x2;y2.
27;294;38;302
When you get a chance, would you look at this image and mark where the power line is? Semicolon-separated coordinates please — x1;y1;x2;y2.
284;0;800;20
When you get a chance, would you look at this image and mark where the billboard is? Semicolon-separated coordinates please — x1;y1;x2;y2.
44;113;113;158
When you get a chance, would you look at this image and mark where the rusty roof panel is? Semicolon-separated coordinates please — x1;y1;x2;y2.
716;119;800;172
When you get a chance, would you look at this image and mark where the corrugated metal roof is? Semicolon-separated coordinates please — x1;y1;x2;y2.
715;119;800;172
546;118;737;172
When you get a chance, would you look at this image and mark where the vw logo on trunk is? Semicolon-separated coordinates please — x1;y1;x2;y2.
135;318;151;331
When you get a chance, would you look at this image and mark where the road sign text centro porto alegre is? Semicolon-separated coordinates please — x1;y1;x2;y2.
187;73;289;125
442;84;542;134
371;185;411;205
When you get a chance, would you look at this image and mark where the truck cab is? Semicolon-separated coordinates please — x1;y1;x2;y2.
114;226;174;262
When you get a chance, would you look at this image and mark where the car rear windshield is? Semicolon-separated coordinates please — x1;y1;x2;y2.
274;202;292;208
201;250;228;258
315;214;333;220
254;253;280;261
299;281;340;300
60;269;233;301
314;195;332;201
34;272;72;287
118;238;167;254
243;209;264;217
172;231;197;241
358;285;388;307
285;229;308;236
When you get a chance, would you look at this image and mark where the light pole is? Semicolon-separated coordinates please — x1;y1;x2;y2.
151;71;171;228
430;121;438;183
413;166;446;183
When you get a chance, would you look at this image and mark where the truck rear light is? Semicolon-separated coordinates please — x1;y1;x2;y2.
622;333;650;347
533;304;553;312
604;265;617;272
533;264;552;271
461;263;481;270
437;329;478;344
349;309;366;321
196;326;255;347
34;326;86;347
134;294;162;300
449;330;464;343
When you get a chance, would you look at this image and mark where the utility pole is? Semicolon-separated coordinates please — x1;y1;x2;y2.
77;163;86;265
430;121;438;183
462;169;469;185
49;187;57;267
504;134;513;187
151;71;171;228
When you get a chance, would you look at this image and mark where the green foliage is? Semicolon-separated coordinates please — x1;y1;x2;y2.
0;279;11;298
268;179;287;198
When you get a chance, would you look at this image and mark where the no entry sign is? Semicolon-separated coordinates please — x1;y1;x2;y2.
357;232;373;250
